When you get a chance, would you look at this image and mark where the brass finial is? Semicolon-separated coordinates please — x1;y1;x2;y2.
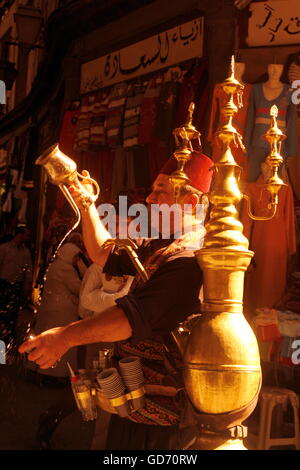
215;56;245;165
187;102;195;126
169;102;201;201
243;105;286;220
263;105;286;201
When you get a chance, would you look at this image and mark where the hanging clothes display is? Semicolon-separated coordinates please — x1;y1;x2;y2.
105;82;128;148
123;83;146;148
241;177;296;318
245;83;297;182
68;58;210;200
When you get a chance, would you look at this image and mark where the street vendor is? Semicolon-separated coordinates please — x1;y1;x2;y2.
19;150;213;450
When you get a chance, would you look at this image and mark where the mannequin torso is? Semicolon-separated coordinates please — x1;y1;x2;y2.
245;63;297;181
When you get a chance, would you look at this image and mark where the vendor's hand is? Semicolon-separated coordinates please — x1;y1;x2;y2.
18;327;70;369
69;170;94;211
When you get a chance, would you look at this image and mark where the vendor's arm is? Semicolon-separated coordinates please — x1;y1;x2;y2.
69;171;112;266
19;305;132;369
19;255;202;369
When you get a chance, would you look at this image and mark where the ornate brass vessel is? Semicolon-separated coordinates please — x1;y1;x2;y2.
180;57;285;449
35;144;100;210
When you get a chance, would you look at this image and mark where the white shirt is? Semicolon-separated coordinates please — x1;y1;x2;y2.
79;263;134;318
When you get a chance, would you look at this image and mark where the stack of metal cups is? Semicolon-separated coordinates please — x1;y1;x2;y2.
119;356;145;410
97;368;131;417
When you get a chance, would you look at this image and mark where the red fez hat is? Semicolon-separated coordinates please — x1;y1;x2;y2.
160;151;213;193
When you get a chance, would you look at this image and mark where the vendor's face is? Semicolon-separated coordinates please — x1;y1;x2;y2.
146;174;176;206
146;174;198;237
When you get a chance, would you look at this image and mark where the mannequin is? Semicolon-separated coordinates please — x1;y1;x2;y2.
208;62;252;180
245;64;297;182
241;162;296;319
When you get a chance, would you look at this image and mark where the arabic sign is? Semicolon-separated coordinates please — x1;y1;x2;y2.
248;1;300;46
80;17;204;93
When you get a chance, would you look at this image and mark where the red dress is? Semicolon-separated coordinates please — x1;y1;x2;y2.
241;177;296;318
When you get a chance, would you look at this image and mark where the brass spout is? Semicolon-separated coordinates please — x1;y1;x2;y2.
102;238;149;283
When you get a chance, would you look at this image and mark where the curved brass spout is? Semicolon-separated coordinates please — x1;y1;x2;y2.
242;193;277;221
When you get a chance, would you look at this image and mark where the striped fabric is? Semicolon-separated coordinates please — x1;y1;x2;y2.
74;91;109;151
74;95;94;151
105;83;128;148
123;83;146;148
89;91;109;150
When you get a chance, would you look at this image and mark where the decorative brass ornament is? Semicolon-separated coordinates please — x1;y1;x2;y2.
169;102;202;201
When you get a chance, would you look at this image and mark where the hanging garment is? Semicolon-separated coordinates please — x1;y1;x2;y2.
111;147;135;201
79;149;115;203
73;95;93;151
241;177;296;318
245;83;297;182
105;82;128;148
123;83;146;148
89;91;109;150
138;75;162;145
155;67;183;142
208;82;252;179
73;92;109;152
59;101;81;157
175;61;209;133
